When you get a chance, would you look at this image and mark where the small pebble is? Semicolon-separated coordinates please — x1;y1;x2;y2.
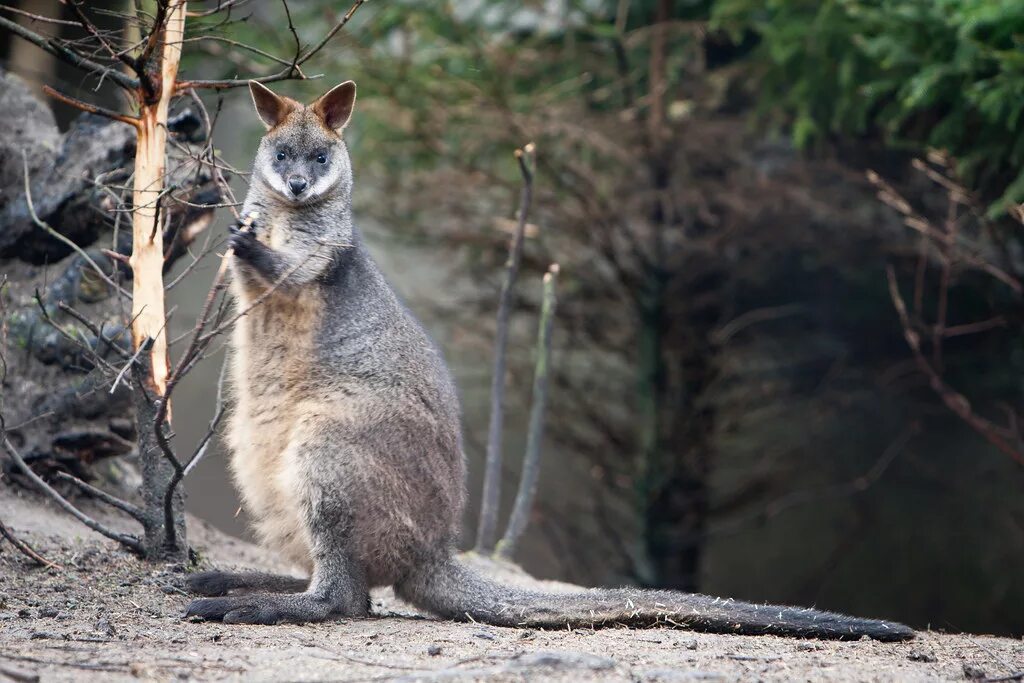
962;663;986;680
38;607;58;618
474;631;496;641
908;650;937;663
427;645;442;656
96;618;116;637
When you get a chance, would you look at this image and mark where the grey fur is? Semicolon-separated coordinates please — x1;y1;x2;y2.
184;82;915;642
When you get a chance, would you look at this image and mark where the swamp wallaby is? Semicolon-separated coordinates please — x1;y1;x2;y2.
184;80;914;642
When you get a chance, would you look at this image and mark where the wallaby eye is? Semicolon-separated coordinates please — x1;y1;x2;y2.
316;153;327;164
276;151;286;161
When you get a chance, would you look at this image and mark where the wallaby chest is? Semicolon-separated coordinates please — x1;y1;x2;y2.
227;279;324;568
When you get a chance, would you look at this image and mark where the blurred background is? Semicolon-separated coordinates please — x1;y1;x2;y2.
2;0;1023;636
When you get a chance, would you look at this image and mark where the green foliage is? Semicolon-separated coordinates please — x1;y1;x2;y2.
712;0;1024;214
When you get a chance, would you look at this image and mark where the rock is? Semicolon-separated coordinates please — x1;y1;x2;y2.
29;630;61;639
427;645;442;656
37;607;58;618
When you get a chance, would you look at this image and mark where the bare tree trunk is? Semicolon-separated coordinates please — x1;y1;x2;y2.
130;2;184;398
496;264;558;559
130;0;187;560
476;145;535;552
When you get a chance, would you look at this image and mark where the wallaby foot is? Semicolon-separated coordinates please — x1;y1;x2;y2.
184;589;370;625
186;570;309;597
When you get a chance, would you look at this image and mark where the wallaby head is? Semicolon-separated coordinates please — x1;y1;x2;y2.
248;80;357;207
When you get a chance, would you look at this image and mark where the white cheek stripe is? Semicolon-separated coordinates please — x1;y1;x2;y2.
265;172;292;198
308;172;339;198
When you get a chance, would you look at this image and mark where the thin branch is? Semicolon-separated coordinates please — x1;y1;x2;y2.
22;153;132;300
476;142;536;552
184;34;305;70
157;224;314;548
32;291;122;377
0;4;79;27
295;0;365;66
41;85;140;127
887;266;1024;467
0;14;139;90
182;355;228;477
56;302;131;360
154;212;259;552
497;263;559;559
706;423;918;539
176;0;367;90
185;0;251;18
2;432;142;553
0;517;62;569
67;1;140;74
110;336;150;394
53;472;145;522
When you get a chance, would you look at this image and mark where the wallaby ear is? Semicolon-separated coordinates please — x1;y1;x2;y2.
249;81;293;129
311;80;357;132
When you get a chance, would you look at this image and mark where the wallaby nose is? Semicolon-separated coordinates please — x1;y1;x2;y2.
288;176;308;196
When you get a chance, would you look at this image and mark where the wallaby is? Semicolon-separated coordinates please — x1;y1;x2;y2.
184;80;915;642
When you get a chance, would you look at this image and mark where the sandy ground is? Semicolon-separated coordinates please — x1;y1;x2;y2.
1;486;1022;683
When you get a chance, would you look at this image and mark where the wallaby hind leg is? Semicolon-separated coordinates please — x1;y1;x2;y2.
185;434;370;624
187;571;309;597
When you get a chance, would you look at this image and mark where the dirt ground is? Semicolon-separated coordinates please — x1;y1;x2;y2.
1;486;1021;682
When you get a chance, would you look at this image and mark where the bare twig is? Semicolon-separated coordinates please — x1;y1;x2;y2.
887;266;1024;467
0;517;61;569
176;0;367;90
497;263;559;559
56;301;131;360
22;153;131;300
53;471;145;522
0;14;139;90
1;431;142;552
182;355;228;477
41;84;140;127
110;336;151;394
477;142;536;552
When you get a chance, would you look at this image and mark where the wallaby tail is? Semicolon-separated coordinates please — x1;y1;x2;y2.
396;556;914;642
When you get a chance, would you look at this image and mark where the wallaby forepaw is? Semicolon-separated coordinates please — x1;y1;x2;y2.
228;223;260;257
